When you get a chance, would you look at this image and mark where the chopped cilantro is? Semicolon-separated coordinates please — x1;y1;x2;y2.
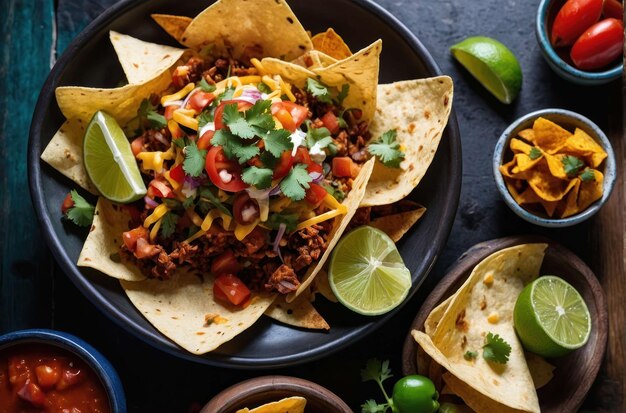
337;84;350;105
368;129;405;168
258;82;272;94
306;78;332;103
160;212;179;238
245;99;274;131
138;99;167;129
279;163;312;201
242;166;274;189
232;143;260;164
162;198;182;210
305;123;333;149
182;196;195;209
223;103;256;139
322;182;345;202
464;350;478;361
216;86;235;103
183;141;207;177
361;399;388;413
199;77;216;92
265;212;299;231
562;155;584;177
264;129;293;158
336;115;348;129
529;147;542;160
65;190;95;227
260;151;279;168
580;168;596;182
172;137;189;148
482;332;511;364
198;186;232;217
197;110;214;129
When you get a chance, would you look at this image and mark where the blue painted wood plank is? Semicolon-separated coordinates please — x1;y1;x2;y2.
56;0;113;54
0;0;55;331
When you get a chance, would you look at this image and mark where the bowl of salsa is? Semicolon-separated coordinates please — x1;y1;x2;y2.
0;329;125;413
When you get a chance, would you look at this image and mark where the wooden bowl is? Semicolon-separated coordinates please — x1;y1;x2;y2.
200;375;351;413
401;235;608;413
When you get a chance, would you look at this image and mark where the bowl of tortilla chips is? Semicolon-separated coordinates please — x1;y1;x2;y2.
29;0;461;366
401;236;608;413
493;108;616;227
201;375;351;413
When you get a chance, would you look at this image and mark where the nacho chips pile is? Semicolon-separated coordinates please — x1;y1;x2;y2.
500;117;606;218
41;0;454;354
413;244;554;413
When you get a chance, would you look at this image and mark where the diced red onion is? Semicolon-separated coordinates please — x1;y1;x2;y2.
272;223;287;262
237;87;262;105
153;131;169;146
309;171;324;183
184;175;202;189
181;87;201;109
144;196;159;209
162;100;183;107
269;185;282;196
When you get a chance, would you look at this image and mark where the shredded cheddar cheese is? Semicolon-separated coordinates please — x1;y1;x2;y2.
161;83;195;105
137;148;175;172
295;208;345;231
149;218;162;241
234;220;259;240
172;110;198;130
144;204;169;228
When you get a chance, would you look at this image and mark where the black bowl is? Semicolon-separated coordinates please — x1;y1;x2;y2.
28;0;461;368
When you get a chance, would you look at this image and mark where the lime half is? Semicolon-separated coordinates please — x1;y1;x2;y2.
514;276;591;357
83;111;147;203
450;36;522;104
328;226;412;316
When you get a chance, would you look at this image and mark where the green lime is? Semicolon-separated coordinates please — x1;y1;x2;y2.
328;226;411;316
83;111;147;203
514;276;591;357
450;36;522;104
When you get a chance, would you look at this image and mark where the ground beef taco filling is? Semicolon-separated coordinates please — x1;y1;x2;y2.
118;55;373;304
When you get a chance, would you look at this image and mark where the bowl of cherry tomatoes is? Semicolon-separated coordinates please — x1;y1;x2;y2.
536;0;623;85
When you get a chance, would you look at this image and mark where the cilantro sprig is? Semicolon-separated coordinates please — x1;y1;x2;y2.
160;212;179;238
360;359;394;413
64;190;95;227
241;166;273;189
562;155;585;177
368;129;405;168
306;78;333;103
279;164;312;201
482;332;511;364
138;99;167;130
305;122;333;150
529;147;542;160
580;168;596;182
183;142;207;177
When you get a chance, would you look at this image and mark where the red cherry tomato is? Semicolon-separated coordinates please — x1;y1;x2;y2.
551;0;603;47
603;0;624;19
122;226;149;252
211;251;241;275
332;156;357;178
321;111;341;134
197;129;214;150
61;193;74;214
232;192;260;225
213;274;251;306
214;100;253;130
273;150;295;179
131;136;145;156
205;146;248;192
570;18;624;70
304;183;328;206
271;101;309;132
186;91;215;112
169;164;186;184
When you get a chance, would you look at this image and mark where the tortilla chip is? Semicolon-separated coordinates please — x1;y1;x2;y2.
517;128;535;142
525;352;555;389
515;154;542;173
510;138;534;155
311;28;352;60
40;119;98;194
559;179;581;218
312;40;382;122
542;153;569;180
561;128;607;168
121;269;276;354
361;77;453;207
287;158;375;302
55;67;172;125
369;206;426;242
310;269;338;303
109;31;184;84
180;0;312;61
77;198;146;282
307;50;338;68
151;14;192;43
532;117;572;153
236;396;307;413
265;294;330;330
413;243;547;413
527;163;577;202
443;372;530;413
577;170;604;211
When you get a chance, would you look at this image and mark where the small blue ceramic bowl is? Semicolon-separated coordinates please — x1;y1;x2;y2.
0;329;126;412
493;108;616;228
536;0;622;85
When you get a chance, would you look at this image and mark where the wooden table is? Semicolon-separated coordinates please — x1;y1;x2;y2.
1;0;623;411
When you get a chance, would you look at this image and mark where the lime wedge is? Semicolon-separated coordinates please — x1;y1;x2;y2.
328;226;412;316
450;36;522;104
514;276;591;357
83;111;147;203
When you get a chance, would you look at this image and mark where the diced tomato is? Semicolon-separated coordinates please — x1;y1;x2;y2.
61;193;74;215
122;226;149;252
164;105;178;121
321;111;341;134
169;164;186;184
293;147;312;165
56;368;83;391
247;156;264;167
232;192;260;225
274;147;322;179
197;130;214;150
8;357;32;388
332;157;357;178
131;137;145;157
211;251;241;275
168;119;185;139
171;65;190;89
205;146;248;192
307;161;323;175
273;150;295;179
35;365;60;389
214;100;253;130
186;91;215;112
17;381;46;407
213;274;251;306
305;183;328;206
134;238;161;259
149;179;174;199
271;101;308;132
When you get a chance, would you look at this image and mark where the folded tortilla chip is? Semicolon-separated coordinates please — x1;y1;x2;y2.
180;0;312;61
369;206;426;242
236;396;307;413
258;57;316;88
151;14;192;43
311;28;352;60
265;294;330;330
362;77;453;207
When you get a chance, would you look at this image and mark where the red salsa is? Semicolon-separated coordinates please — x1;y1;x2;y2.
0;344;110;413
